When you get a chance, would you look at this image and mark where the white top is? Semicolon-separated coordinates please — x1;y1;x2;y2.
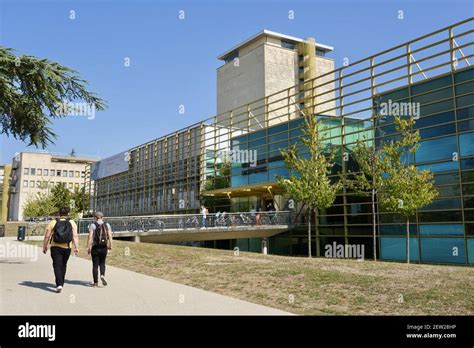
88;219;111;232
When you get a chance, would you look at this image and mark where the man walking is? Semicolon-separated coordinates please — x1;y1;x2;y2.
87;212;113;287
42;207;79;293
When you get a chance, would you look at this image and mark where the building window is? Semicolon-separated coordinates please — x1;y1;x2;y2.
69;170;74;178
81;171;85;178
44;169;49;176
30;181;35;188
50;169;55;176
68;182;73;190
24;168;29;175
74;183;79;190
37;169;42;176
75;171;80;178
281;40;295;50
57;170;61;176
316;48;326;57
23;180;28;187
30;168;36;176
36;181;41;188
62;170;67;177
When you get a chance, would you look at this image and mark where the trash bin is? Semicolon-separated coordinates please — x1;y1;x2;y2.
0;225;5;237
17;226;26;241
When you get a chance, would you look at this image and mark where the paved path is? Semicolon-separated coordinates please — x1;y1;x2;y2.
0;238;290;315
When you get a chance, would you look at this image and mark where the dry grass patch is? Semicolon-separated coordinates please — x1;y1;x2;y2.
25;238;473;315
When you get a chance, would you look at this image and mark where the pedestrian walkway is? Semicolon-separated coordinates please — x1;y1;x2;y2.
0;238;290;315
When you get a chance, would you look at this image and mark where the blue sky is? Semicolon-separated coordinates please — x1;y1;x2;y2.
0;0;472;163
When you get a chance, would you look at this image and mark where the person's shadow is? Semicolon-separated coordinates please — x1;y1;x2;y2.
19;279;92;292
64;279;91;287
19;281;57;293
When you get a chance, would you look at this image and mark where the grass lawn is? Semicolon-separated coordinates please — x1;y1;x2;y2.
26;237;473;315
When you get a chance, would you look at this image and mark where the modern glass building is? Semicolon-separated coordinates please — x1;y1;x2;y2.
88;18;473;265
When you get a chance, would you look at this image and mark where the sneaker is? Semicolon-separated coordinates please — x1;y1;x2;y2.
56;286;63;293
100;275;108;286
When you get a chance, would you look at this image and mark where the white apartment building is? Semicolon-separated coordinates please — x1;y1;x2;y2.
8;151;97;221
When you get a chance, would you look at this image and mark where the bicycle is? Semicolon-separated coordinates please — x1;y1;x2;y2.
179;215;200;229
261;212;279;225
215;212;229;227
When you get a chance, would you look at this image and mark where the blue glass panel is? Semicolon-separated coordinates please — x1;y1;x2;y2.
290;128;303;138
415;111;454;129
458;119;474;132
418;210;462;222
289;117;304;129
231;135;247;147
268;132;289;143
419;124;456;139
249;171;268;184
467;239;474;264
417;161;458;173
248;130;265;141
419;99;454;117
380;237;419;261
455;81;474;95
377;88;409;104
419;198;461;210
412;87;453;105
419;224;464;235
268;140;289;152
420;238;465;264
454;68;474;83
269;167;289;180
248;138;266;148
416;136;457;162
459;132;474;156
461;158;474;170
231;175;248;187
462;170;474;182
457;106;474;120
268;160;284;168
267;122;288;134
436;184;460;197
456;94;474;108
434;172;459;185
380;224;417;236
411;75;451;96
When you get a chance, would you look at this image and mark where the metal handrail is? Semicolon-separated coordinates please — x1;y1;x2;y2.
77;211;292;234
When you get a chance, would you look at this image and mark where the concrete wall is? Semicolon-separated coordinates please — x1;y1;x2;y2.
314;57;336;116
217;45;266;117
264;44;298;126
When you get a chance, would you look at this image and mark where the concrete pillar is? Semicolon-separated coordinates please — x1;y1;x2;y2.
134;235;140;243
261;237;268;255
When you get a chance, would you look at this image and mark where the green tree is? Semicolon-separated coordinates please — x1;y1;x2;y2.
23;180;55;219
23;190;56;219
278;115;342;257
378;116;438;263
51;183;72;211
71;186;90;214
0;47;106;147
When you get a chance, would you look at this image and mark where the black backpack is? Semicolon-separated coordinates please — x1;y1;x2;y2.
52;218;73;244
93;222;108;247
